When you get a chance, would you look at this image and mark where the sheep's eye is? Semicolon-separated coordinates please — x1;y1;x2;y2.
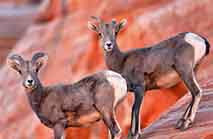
17;70;22;74
98;33;102;38
35;68;39;73
115;32;118;36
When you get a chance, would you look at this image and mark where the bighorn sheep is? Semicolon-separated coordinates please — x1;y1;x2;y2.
7;52;127;139
88;17;211;139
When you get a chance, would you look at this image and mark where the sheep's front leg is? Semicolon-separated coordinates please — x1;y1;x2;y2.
129;84;145;139
53;123;65;139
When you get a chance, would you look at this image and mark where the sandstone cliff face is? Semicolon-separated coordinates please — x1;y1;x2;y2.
0;0;38;6
0;0;46;65
0;0;213;139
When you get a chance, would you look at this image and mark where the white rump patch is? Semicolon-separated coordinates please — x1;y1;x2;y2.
103;70;127;107
61;133;65;139
184;32;206;63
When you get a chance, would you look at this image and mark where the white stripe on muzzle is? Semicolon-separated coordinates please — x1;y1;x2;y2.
24;75;35;88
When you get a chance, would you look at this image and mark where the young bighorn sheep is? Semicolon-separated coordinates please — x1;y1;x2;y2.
7;52;127;139
88;17;211;139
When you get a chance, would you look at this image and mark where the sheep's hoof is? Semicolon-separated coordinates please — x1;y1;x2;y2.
127;132;141;139
127;132;131;139
175;118;185;129
176;119;193;131
114;133;122;139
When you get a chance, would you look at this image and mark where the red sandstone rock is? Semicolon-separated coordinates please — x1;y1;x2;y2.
142;89;213;139
0;0;28;5
0;0;51;65
0;0;213;139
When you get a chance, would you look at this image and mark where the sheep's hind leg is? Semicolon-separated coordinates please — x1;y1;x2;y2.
176;102;192;129
103;111;121;139
174;61;202;131
94;83;122;139
96;106;121;139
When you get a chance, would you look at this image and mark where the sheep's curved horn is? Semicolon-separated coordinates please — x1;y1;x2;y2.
91;16;104;24
8;54;24;65
111;18;117;25
7;54;24;73
31;52;48;71
31;52;48;62
37;0;51;15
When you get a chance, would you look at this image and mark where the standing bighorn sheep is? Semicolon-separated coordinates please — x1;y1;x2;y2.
88;16;211;139
7;52;127;139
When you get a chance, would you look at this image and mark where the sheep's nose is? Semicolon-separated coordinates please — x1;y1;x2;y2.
27;79;33;84
106;42;112;47
24;75;35;88
104;41;113;51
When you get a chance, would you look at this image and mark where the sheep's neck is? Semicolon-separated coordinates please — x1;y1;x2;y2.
105;44;125;72
26;82;44;114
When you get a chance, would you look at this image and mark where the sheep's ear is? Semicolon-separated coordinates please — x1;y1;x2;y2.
7;54;24;74
31;52;48;72
116;19;127;33
88;21;99;33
